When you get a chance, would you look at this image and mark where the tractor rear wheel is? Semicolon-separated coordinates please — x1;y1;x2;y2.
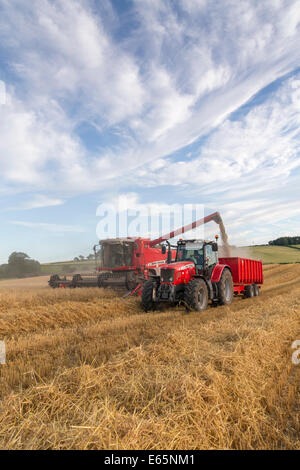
142;280;156;312
217;269;233;305
184;278;209;312
244;284;254;298
253;284;259;296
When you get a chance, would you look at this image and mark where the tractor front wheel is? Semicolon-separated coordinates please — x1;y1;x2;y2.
184;278;209;312
142;280;156;312
217;269;233;305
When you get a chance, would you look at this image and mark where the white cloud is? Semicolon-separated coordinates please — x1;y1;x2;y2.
0;0;145;123
129;76;300;190
97;190;300;247
0;90;85;188
9;195;64;210
10;221;87;233
130;66;195;142
97;192;206;240
0;0;299;218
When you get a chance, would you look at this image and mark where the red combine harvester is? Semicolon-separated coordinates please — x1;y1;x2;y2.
141;238;263;312
49;211;226;291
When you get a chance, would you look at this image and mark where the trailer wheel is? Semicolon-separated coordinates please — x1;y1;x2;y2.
142;280;156;312
184;278;209;312
244;285;254;298
217;269;233;305
253;284;259;296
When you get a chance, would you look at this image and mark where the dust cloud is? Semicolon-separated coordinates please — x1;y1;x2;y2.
212;213;231;257
218;218;231;257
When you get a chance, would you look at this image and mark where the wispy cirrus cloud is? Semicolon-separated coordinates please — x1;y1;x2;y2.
0;0;299;195
5;195;64;211
129;75;300;190
10;221;87;233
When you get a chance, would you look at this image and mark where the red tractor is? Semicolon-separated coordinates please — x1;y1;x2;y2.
141;238;263;312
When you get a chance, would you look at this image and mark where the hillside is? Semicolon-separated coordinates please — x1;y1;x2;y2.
41;260;96;275
249;245;300;264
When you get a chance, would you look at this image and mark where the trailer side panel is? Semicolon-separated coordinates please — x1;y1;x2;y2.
219;257;263;285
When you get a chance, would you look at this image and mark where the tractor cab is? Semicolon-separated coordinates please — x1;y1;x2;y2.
175;239;218;273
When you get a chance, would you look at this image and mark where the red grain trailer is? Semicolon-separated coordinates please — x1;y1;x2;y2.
219;257;263;297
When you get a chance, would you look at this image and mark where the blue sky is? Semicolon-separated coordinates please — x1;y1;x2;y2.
0;0;300;263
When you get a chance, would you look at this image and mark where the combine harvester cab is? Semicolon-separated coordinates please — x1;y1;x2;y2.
141;238;263;312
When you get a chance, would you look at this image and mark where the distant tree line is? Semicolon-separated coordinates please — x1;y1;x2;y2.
0;252;41;279
73;253;95;262
269;236;300;246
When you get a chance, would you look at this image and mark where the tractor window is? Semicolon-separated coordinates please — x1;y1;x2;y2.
205;245;218;267
177;246;204;267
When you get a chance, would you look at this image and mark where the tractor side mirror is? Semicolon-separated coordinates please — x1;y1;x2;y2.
161;245;166;255
212;242;218;252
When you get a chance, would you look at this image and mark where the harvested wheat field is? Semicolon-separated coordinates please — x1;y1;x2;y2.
0;276;49;290
0;264;299;450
